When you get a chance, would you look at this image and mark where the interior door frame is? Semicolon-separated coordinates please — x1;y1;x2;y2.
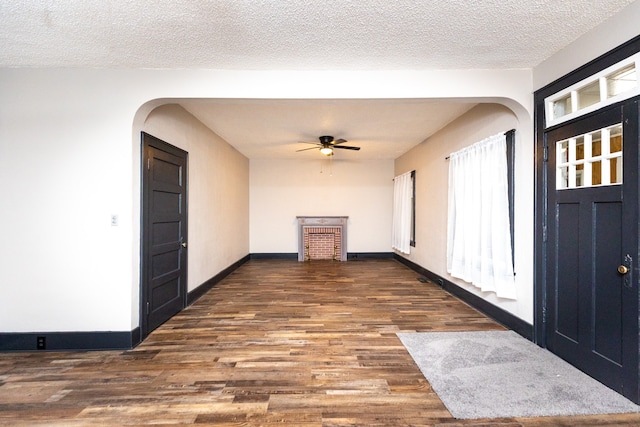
140;132;189;340
534;36;640;402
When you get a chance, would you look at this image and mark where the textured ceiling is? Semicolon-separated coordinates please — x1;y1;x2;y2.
1;0;634;70
1;0;635;159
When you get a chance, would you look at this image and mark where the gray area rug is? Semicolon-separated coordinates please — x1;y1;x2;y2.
397;330;640;419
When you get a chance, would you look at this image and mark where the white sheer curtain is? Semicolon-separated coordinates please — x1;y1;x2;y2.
392;171;413;254
446;132;516;299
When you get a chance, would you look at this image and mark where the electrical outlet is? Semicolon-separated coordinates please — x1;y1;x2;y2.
437;278;444;286
111;214;119;226
36;336;46;350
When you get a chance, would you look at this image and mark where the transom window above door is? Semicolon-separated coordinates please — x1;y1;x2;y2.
556;123;622;190
545;53;639;128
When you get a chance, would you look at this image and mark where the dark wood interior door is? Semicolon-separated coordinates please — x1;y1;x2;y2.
141;132;188;337
544;99;638;402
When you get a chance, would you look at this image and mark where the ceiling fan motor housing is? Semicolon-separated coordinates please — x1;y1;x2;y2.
319;135;334;145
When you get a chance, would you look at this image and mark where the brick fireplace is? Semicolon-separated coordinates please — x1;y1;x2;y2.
296;216;348;261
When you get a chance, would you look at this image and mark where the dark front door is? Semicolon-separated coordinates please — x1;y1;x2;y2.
141;132;188;337
544;99;638;402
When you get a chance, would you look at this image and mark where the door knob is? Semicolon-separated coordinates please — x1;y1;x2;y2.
181;242;187;248
618;265;629;275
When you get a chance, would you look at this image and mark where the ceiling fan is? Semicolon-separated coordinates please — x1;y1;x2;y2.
296;135;361;156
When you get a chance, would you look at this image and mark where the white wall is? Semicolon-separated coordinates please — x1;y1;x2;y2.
534;0;640;89
0;67;532;333
7;17;637;333
142;104;249;291
395;104;533;323
0;70;139;332
250;158;393;253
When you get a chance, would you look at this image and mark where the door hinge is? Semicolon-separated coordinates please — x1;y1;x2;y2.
543;146;549;162
542;225;547;242
147;158;150;170
146;301;150;315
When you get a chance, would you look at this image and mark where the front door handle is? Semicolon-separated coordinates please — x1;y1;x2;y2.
618;265;629;274
181;242;187;248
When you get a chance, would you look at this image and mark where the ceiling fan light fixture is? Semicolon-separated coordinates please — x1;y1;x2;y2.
295;135;359;155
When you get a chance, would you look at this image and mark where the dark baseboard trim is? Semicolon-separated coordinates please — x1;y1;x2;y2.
0;255;252;353
348;252;394;259
248;253;394;260
0;328;141;352
187;254;251;305
249;253;298;260
394;254;533;341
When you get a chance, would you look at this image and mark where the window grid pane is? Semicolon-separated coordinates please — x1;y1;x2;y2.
577;81;600;110
556;123;623;190
607;64;637;98
552;95;572;119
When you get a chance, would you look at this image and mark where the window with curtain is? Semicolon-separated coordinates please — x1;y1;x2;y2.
392;171;413;254
446;132;516;299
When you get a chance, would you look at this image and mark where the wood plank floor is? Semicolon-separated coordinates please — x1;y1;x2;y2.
1;259;638;426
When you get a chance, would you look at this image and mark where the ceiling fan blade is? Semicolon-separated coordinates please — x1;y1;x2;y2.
333;138;348;145
298;141;321;145
333;145;360;150
296;146;320;152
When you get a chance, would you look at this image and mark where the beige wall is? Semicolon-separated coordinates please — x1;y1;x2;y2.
395;104;533;322
250;158;394;253
142;104;249;291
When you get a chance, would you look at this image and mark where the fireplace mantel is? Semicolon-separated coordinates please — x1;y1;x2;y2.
296;216;348;261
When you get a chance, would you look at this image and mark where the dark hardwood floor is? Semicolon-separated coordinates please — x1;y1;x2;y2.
1;259;638;426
